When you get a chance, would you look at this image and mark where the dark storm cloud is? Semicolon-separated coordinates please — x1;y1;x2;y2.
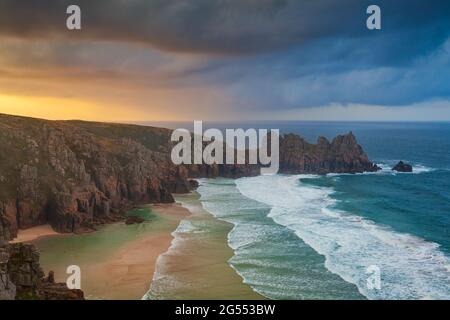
0;0;449;112
0;0;449;56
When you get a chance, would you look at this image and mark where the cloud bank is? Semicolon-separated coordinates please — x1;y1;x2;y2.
0;0;449;120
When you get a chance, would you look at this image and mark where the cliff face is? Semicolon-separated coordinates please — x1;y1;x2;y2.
0;242;15;299
278;133;379;174
0;114;378;242
0;114;188;241
0;241;84;300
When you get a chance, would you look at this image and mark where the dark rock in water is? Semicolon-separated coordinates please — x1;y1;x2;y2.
392;161;413;172
125;215;145;225
188;179;200;190
0;243;84;300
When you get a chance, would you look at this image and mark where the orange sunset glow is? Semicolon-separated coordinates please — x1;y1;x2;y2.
0;94;185;122
0;0;449;122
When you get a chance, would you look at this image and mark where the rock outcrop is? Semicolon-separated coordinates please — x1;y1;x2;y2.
188;179;200;190
278;132;380;174
0;242;83;300
125;215;145;225
6;242;44;299
0;113;378;242
392;161;413;172
0;241;16;300
37;272;84;300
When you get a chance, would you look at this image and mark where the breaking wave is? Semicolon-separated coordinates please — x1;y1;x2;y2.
235;174;450;300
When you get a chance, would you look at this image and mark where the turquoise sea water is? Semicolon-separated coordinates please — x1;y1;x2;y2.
195;122;450;300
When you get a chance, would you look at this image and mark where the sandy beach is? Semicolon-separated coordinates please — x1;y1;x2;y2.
85;204;190;300
147;194;264;300
11;224;60;243
31;203;189;300
28;199;262;300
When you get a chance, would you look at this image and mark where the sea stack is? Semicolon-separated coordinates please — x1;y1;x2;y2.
392;161;413;172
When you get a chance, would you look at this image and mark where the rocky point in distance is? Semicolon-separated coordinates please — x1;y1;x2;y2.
0;113;380;299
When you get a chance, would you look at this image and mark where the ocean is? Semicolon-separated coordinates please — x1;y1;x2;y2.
159;121;450;300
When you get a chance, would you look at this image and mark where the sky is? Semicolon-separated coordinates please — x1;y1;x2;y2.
0;0;449;122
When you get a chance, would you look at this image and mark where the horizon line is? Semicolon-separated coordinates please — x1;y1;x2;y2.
2;113;450;125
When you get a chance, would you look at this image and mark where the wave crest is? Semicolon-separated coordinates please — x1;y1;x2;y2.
235;174;450;300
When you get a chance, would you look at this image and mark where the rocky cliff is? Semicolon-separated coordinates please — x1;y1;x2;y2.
279;133;379;174
0;241;83;300
0;114;189;242
0;113;378;242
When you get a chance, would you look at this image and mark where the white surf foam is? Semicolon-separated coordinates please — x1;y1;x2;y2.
235;174;450;300
412;164;434;173
327;162;435;177
378;162;434;174
145;211;204;299
196;178;367;299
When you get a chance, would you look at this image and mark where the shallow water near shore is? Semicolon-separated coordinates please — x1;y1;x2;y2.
145;193;262;300
33;198;261;300
197;178;365;300
33;206;181;300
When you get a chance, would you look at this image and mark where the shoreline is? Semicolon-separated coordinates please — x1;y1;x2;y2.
10;224;61;243
147;193;264;300
31;203;190;300
83;204;190;300
22;198;263;300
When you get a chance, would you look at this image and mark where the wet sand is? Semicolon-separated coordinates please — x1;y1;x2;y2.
31;198;263;300
87;231;173;299
84;204;190;300
147;193;264;300
32;203;189;300
11;224;60;243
